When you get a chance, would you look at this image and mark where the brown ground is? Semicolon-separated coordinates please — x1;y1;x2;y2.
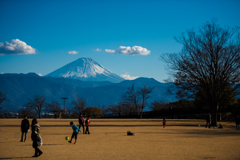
0;119;240;160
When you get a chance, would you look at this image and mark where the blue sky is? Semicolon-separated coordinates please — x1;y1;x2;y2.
0;0;240;82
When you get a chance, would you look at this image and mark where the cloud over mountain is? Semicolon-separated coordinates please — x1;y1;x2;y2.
105;46;150;55
121;72;138;80
0;39;36;55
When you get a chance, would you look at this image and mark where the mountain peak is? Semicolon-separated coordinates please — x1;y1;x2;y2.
76;57;93;61
46;58;124;83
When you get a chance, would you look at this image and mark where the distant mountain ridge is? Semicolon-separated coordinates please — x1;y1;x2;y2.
0;73;177;112
46;57;124;83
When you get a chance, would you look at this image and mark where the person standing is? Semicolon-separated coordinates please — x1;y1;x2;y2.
20;115;29;142
85;116;90;134
79;114;84;134
206;113;211;128
163;117;166;128
236;115;240;130
31;118;43;157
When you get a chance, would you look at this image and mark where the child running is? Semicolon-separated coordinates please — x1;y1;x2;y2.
163;117;166;128
68;121;81;144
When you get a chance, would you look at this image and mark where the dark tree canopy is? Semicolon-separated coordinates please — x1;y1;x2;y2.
161;19;240;125
83;106;102;118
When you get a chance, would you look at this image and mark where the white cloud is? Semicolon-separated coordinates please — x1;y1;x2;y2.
0;39;36;55
37;73;42;76
68;51;79;55
105;46;150;55
121;73;138;80
105;49;116;53
93;48;102;52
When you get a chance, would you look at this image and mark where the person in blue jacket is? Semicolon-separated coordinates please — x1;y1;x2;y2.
68;121;81;144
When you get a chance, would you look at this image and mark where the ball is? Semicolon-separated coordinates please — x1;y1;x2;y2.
106;133;107;135
65;136;69;141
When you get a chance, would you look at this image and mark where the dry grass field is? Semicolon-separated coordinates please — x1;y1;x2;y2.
0;118;240;160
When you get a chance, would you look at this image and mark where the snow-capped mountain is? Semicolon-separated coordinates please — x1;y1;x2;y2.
45;57;124;83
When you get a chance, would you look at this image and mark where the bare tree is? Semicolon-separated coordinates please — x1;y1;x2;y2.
72;96;87;116
99;105;110;117
120;98;134;116
121;84;140;116
25;95;46;119
0;92;7;110
138;85;154;118
108;103;125;117
46;101;62;118
161;19;240;126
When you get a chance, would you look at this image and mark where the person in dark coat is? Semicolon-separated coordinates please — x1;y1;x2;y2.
205;113;211;128
31;118;43;157
79;114;84;134
20;115;29;142
236;115;240;130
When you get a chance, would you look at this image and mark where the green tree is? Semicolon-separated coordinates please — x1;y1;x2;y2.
83;106;102;118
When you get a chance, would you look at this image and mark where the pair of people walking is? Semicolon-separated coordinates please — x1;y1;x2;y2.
78;114;90;134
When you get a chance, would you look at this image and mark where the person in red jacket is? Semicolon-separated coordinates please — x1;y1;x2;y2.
163;117;166;128
85;116;90;134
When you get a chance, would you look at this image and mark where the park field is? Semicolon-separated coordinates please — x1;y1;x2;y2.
0;119;240;160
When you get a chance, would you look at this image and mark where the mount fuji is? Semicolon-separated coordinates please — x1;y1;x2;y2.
46;57;124;83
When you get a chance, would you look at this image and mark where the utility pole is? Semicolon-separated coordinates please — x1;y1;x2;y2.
61;97;68;113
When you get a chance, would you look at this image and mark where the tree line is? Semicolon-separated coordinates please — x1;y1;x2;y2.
18;95;103;119
0;84;153;119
